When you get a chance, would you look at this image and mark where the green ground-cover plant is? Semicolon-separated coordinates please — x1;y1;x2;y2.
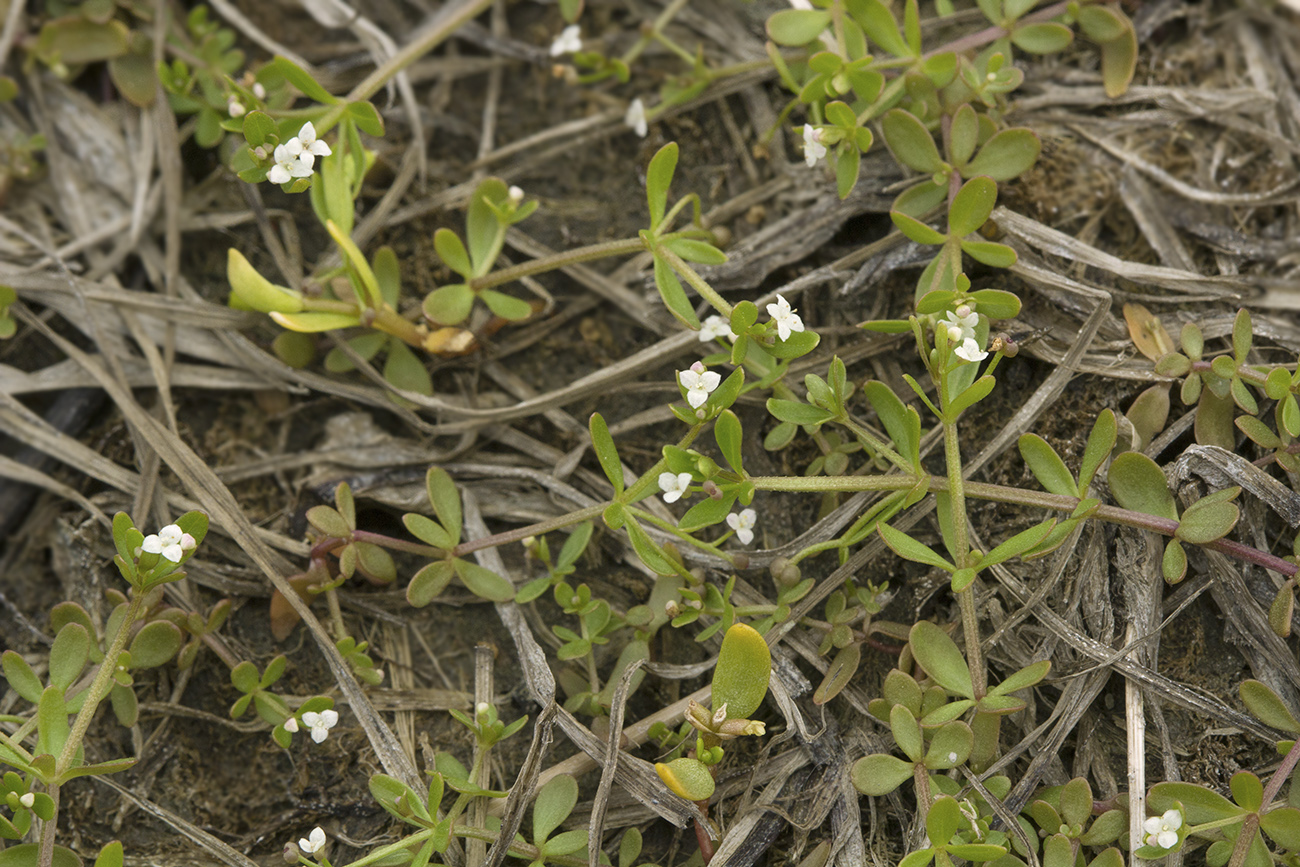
11;3;1300;867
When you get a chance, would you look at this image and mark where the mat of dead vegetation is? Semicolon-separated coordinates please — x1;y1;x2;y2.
3;0;1300;865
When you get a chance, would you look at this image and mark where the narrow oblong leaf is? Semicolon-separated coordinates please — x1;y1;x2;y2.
766;9;832;45
878;523;953;571
1018;433;1078;497
909;620;974;698
589;413;624;494
646;142;678;230
882;109;944;174
426;468;462;547
532;775;578;845
1240;680;1300;733
965;128;1041;180
814;643;862;705
454;559;515;602
948;176;998;237
1078;409;1117;492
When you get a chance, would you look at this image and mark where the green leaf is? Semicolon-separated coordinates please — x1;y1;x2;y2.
589;413;624;495
1108;452;1178;521
814;643;862;705
979;520;1056;569
407;560;455;607
878;524;953;571
656;757;715;801
36;686;70;759
1240;680;1300;734
467;178;509;276
948;375;996;417
533;775;578;845
766;398;835;426
1260;807;1300;850
37;16;128;64
1175;498;1239;545
961;240;1016;268
1099;20;1137;98
646;142;679;230
619;829;643;867
926;796;962;844
227;249;303;313
991;659;1051;695
480;290;533;321
652;254;700;328
1011;22;1073;53
844;0;911;58
893;179;949;218
714;410;744;473
241;111;277;148
766;9;832;45
423;468;462;547
556;523;593;571
949;104;979;166
969;288;1021;320
270;309;362;333
966;128;1041;181
268;56;338;104
423;283;474;325
666;238;727;265
948;176;998;237
1231;771;1264;812
767;328;820;359
864;381;921;466
129;621;181;669
891;211;948;246
1149;782;1247;824
48;624;89;691
678;492;737;533
346;100;385;136
925;721;973;768
327;220;384;308
836;146;862;200
384;340;432;396
434;229;472;279
1078;4;1127;42
94;841;124;867
1162;538;1187;583
890;703;924;761
625;519;676;575
851;753;915;796
882;109;944;173
454;559;515;602
712;623;771;717
542;829;590;858
1078;409;1117;492
909;620;974;698
2;651;43;703
1018;434;1078;497
0;843;83;867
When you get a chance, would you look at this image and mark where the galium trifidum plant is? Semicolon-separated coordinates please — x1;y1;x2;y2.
9;1;1300;866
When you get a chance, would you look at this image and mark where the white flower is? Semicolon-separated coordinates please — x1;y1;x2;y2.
301;709;339;743
659;472;693;504
150;523;194;563
699;315;736;343
765;294;805;341
299;826;327;855
944;308;978;344
954;338;988;363
679;361;721;409
508;185;525;205
268;140;314;184
625;98;648;138
550;24;582;56
802;124;826;168
19;793;34;808
283;717;299;733
726;509;757;545
1142;809;1182;850
295;122;332;158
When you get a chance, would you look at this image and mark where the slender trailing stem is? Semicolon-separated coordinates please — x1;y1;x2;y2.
468;238;645;291
452;504;606;558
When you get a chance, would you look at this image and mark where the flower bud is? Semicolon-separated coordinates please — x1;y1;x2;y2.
703;480;722;500
770;556;801;588
732;553;750;570
228;98;246;117
253;82;267;99
282;844;300;864
664;600;681;618
19;792;35;808
508;186;524;206
954;303;973;318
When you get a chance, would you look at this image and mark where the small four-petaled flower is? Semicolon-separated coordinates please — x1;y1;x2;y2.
699;315;736;343
659;472;693;504
727;508;757;545
268;122;332;185
140;524;196;563
299;826;327;855
1142;809;1182;850
550;25;582;56
944;306;978;344
765;294;804;342
802;124;826;168
625;98;648;138
301;709;339;743
679;361;721;409
954;338;988;363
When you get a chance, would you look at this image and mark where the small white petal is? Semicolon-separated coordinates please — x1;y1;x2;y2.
1157;829;1178;849
297;122;318;147
625;99;647;138
737;527;754;545
283;717;299;733
141;535;163;554
319;709;339;727
699;315;735;342
550;24;582;56
161;544;184;563
1161;810;1182;831
283;138;304;158
802;124;827;167
19;793;34;808
954;338;988;363
1143;817;1162;835
300;826;327;854
267;165;291;184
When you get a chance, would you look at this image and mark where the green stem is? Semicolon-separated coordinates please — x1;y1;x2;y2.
451;504;607;558
654;246;734;319
468;238;645;291
938;368;984;697
627;506;740;569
